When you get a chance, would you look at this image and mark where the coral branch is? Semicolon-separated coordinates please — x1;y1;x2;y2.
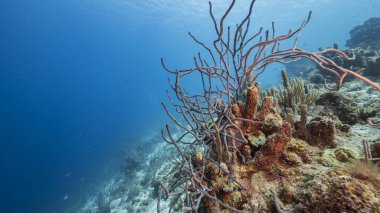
368;118;380;126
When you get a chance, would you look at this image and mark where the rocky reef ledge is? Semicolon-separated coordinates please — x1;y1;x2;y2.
76;77;380;213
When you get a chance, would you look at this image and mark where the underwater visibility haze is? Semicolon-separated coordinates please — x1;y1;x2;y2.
1;0;380;212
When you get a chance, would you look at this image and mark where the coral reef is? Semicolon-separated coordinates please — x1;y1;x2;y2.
346;17;380;50
320;47;380;79
78;82;380;213
306;174;380;212
78;7;380;213
316;91;376;124
315;18;380;82
158;3;380;213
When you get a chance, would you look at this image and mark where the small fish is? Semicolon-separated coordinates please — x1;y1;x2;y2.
356;67;365;74
63;195;69;200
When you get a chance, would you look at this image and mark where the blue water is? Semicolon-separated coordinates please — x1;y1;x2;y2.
0;0;379;212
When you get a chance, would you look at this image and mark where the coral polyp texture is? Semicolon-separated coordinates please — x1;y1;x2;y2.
158;1;380;213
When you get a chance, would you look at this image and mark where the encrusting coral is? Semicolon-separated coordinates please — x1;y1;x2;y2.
253;122;292;171
306;174;380;212
306;116;337;148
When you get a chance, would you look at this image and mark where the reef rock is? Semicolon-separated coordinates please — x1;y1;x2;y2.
306;175;380;212
307;116;337;148
346;17;380;50
312;18;380;79
316;91;375;124
285;139;318;164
